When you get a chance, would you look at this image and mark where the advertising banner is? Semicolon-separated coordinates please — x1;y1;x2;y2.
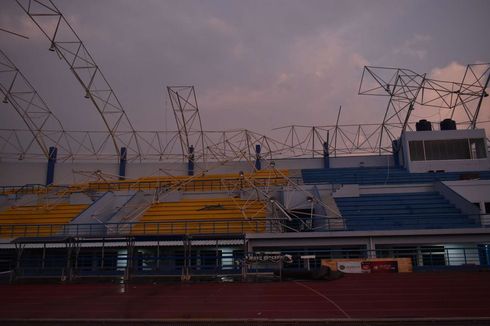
361;261;398;273
322;258;411;273
336;261;366;273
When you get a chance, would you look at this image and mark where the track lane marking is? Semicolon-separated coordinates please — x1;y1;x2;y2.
294;281;351;319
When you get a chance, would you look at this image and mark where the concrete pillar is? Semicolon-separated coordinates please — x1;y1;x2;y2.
367;237;377;258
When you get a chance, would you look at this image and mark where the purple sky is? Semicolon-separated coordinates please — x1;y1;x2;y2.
1;0;489;136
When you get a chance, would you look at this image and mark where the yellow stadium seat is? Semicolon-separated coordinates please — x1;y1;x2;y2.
0;204;88;238
131;197;267;236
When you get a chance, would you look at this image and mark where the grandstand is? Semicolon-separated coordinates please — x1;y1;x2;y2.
1;1;490;323
1;129;490;279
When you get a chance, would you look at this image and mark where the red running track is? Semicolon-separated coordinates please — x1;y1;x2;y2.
0;272;489;320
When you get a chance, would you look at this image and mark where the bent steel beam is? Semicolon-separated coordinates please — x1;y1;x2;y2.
16;0;141;159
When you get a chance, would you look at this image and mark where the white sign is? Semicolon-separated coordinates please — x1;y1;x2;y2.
300;255;316;259
244;254;293;264
336;261;367;274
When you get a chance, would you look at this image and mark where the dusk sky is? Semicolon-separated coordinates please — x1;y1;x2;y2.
1;0;489;136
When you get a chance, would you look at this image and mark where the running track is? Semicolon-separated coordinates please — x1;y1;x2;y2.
0;272;489;320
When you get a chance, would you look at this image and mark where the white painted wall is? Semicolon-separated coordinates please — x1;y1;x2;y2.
0;161;45;186
443;180;490;203
1;154;396;187
330;154;394;168
360;183;434;195
54;162;119;184
444;180;490;226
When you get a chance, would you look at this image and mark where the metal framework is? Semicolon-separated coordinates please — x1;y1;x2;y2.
359;64;490;153
2;119;490;162
274;121;393;157
1;44;488;163
167;86;205;162
0;49;70;159
359;67;426;153
16;0;141;159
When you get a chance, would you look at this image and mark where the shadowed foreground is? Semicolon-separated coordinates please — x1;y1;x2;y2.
1;272;490;324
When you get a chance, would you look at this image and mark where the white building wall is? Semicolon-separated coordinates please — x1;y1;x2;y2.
443;180;490;203
0;161;45;186
330;154;394;168
1;154;397;187
444;180;490;226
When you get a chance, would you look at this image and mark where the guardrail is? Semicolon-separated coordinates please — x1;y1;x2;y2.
87;176;291;193
0;219;270;238
0;214;487;239
0;184;46;195
0;176;293;196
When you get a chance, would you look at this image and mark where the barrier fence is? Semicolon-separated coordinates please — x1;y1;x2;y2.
0;245;488;281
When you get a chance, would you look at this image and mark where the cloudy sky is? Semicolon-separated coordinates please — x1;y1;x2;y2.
1;0;489;136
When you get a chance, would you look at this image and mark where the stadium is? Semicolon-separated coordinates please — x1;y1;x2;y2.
1;0;490;325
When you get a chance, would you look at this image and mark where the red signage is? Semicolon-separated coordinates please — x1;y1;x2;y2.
361;261;398;273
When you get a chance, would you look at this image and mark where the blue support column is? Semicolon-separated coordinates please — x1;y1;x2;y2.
392;140;400;168
188;145;195;176
255;144;261;170
119;147;127;180
46;146;57;185
323;142;330;169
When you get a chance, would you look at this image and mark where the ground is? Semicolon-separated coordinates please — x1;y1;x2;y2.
0;271;489;323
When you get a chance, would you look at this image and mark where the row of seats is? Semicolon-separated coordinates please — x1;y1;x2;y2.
302;167;490;185
0;197;268;238
0;204;89;238
335;192;479;231
132;197;267;235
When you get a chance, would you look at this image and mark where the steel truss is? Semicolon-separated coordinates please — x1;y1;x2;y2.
274;122;392;157
16;0;141;159
359;64;490;153
1;15;488;165
167;86;205;162
0;126;385;162
359;67;426;153
2;118;490;162
0;49;71;159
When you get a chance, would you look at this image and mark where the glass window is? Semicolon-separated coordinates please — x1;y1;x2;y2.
424;139;470;160
409;141;424;161
409;138;485;161
470;138;487;159
473;202;481;211
485;202;490;214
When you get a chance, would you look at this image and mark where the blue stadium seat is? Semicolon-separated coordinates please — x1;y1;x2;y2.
335;192;479;231
302;167;490;185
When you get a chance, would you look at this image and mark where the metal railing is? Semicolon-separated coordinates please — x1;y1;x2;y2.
0;176;292;196
0;184;46;196
0;219;270;238
3;246;489;280
0;214;488;239
87;176;290;193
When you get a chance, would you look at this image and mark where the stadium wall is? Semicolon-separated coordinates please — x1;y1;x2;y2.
0;155;394;186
